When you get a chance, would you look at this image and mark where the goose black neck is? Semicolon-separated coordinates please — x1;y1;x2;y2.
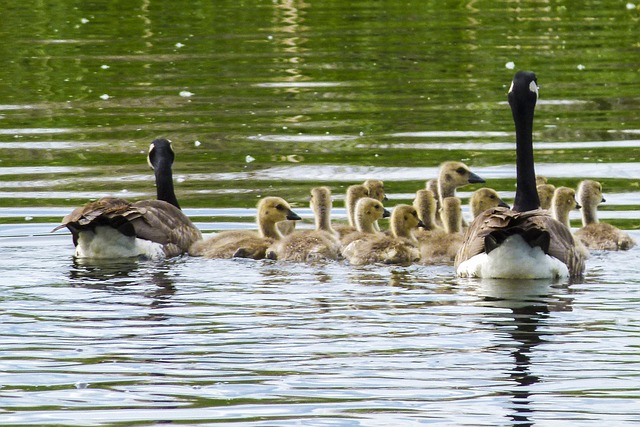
510;84;540;212
154;157;180;209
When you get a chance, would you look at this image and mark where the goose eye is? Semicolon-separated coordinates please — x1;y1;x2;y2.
275;204;285;211
456;167;466;175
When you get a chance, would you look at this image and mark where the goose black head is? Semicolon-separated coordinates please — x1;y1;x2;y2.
508;71;538;113
147;138;176;170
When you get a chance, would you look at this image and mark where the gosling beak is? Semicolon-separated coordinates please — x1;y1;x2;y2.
498;199;510;209
287;210;302;221
575;201;582;210
382;208;391;218
468;171;485;184
601;197;606;203
417;219;427;229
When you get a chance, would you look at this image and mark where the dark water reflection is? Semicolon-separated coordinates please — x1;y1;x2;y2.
1;0;640;425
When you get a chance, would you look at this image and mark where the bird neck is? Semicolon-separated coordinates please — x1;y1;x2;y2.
552;205;571;229
355;214;377;234
512;99;540;212
153;159;180;209
258;217;283;239
345;193;359;227
315;205;334;233
437;180;455;201
419;207;438;230
581;202;599;226
391;220;412;240
443;211;461;234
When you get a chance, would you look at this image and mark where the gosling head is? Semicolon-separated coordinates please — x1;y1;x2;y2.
258;197;301;224
438;161;485;196
470;188;510;218
363;179;387;202
354;197;391;232
576;179;605;208
391;204;426;239
536;183;557;210
551;187;580;228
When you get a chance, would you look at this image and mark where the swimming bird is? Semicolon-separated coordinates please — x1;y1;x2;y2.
418;197;465;264
334;184;371;238
550;187;581;229
469;188;510;219
340;197;390;247
413;189;441;231
455;71;586;279
550;186;590;259
189;196;301;259
536;183;556;210
267;187;341;262
574;180;636;250
342;204;424;266
433;161;485;227
52;139;202;259
363;179;387;202
436;161;485;205
363;179;387;231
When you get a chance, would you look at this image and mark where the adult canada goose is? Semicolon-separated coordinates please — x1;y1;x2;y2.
52;139;202;259
342;204;424;266
469;188;510;219
574;180;636;250
334;184;370;238
340;197;390;248
267;187;341;262
536;183;556;210
418;197;465;264
455;71;586;279
189;196;301;259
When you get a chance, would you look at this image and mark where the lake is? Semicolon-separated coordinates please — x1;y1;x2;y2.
1;0;639;425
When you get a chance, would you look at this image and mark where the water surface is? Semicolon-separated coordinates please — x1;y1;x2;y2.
1;0;639;425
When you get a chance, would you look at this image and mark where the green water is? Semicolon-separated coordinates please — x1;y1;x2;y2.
1;0;638;217
0;2;639;425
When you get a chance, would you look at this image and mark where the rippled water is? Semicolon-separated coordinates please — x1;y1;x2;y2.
1;0;639;425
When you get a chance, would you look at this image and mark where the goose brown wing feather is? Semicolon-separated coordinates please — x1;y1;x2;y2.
53;197;201;256
455;207;585;276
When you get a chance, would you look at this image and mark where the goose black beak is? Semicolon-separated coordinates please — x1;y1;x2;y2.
287;210;302;221
417;219;427;229
468;171;485;184
498;200;510;209
382;208;391;218
601;197;606;203
575;201;582;210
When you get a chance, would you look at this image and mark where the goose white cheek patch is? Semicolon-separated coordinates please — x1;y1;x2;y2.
529;80;539;95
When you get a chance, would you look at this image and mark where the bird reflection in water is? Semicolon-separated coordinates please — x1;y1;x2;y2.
69;257;177;318
470;277;575;427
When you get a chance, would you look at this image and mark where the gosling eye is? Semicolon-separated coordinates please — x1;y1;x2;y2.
275;204;285;211
456;167;466;175
490;195;496;199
